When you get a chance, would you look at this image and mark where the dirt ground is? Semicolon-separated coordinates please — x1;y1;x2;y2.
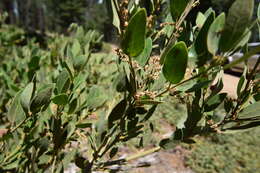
222;74;240;98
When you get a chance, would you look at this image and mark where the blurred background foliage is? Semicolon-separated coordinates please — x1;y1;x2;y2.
0;0;259;42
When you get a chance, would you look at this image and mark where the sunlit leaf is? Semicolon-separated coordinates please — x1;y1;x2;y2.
122;8;147;57
238;101;260;118
163;41;188;84
207;13;225;55
20;82;35;113
135;37;152;66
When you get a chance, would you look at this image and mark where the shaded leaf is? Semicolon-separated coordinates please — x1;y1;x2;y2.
186;80;211;93
170;0;189;20
30;85;53;113
109;147;118;159
108;99;127;128
52;94;69;105
159;129;183;149
195;12;214;66
68;98;78;114
141;105;157;122
219;0;254;52
204;93;227;112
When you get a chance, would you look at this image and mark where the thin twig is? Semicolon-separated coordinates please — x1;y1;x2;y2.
51;155;57;173
10;117;29;133
160;0;196;63
156;66;212;97
125;146;161;161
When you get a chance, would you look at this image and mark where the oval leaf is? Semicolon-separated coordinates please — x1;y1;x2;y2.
52;94;69;105
219;0;254;52
108;99;127;129
162;41;188;84
170;0;189;20
56;69;71;94
20;82;35;113
135;37;152;66
71;39;81;57
122;8;147;57
204;93;227;112
207;13;226;55
238;101;260;119
195;12;215;66
30;85;53;113
8;91;26;125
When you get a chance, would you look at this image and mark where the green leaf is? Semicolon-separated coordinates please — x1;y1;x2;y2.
237;66;247;97
122;8;147;57
68;98;78;114
85;85;107;109
107;0;121;33
219;0;254;52
170;0;189;20
238;101;260;119
8;91;26;125
73;54;88;70
204;93;227;112
196;12;206;28
228;29;252;53
141;105;157;122
28;56;40;70
210;78;224;95
222;121;260;132
195;12;214;66
56;69;71;94
71;39;81;57
207;13;226;55
109;147;118;159
162;41;188;84
30;85;53;113
135;37;152;66
20;82;35;113
108;99;127;128
52;94;69;105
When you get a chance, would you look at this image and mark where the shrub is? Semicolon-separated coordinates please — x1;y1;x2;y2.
0;0;260;172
